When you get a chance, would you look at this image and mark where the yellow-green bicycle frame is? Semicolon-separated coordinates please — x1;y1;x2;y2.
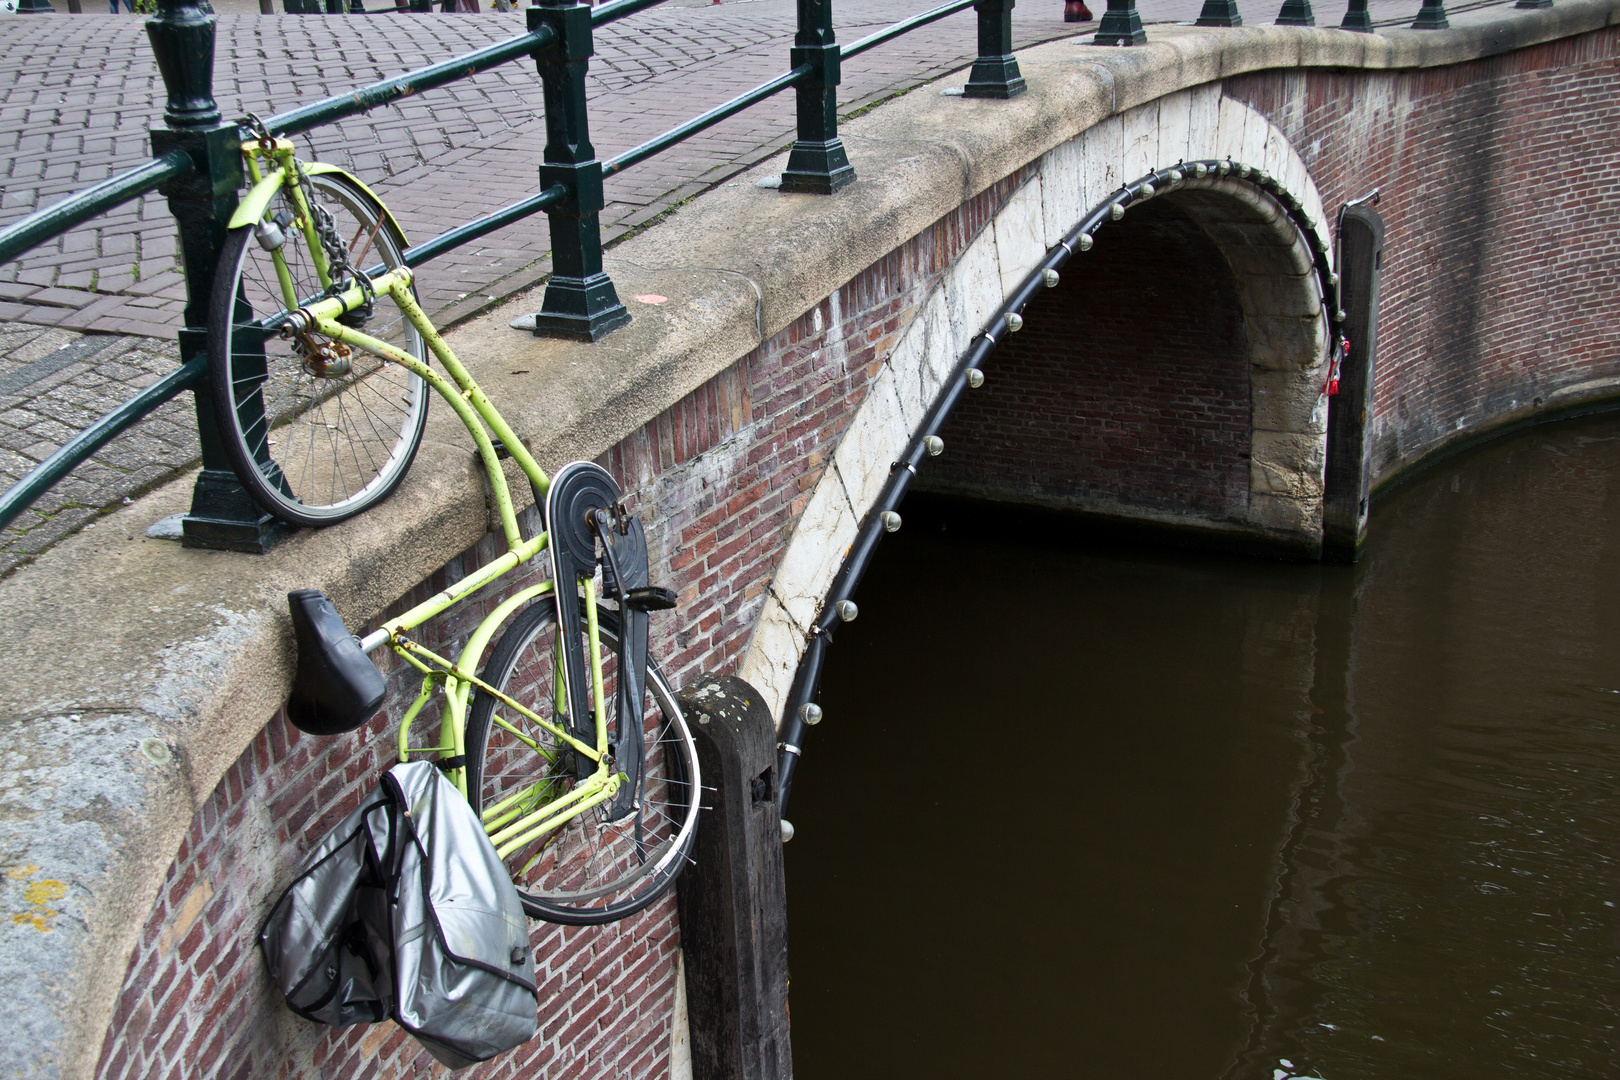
245;136;625;859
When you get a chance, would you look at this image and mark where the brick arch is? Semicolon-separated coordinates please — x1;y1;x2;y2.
740;90;1334;720
926;174;1333;546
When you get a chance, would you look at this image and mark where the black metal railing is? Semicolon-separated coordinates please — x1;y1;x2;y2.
1;0;1504;549
0;0;1027;552
1092;0;1549;40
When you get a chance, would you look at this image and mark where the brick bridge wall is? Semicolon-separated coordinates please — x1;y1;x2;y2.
926;198;1254;526
1229;28;1620;483
88;172;1031;1080
929;28;1620;523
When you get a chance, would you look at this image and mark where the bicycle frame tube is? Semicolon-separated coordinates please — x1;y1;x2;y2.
271;175;622;855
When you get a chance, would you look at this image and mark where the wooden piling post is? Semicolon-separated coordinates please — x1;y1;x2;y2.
675;675;793;1080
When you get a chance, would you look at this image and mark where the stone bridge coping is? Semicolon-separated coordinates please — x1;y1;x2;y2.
5;3;1618;1077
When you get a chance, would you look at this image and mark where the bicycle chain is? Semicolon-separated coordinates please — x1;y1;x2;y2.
240;113;377;321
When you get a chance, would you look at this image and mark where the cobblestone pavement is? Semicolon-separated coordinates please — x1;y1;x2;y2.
0;0;1516;574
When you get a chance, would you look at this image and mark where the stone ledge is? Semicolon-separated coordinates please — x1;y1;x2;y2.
3;6;1619;1079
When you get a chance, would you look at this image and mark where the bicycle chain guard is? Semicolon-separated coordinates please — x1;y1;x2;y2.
545;463;651;819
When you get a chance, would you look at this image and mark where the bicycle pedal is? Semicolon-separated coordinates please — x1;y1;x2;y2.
624;586;677;612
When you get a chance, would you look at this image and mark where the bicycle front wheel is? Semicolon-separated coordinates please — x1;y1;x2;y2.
466;600;701;925
207;172;429;527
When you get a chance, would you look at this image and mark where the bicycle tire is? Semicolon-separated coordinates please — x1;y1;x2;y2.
207;172;429;527
466;599;700;925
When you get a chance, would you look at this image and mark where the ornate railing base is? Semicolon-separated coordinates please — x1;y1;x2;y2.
181;471;292;553
1094;0;1147;45
1276;0;1316;24
1196;0;1243;26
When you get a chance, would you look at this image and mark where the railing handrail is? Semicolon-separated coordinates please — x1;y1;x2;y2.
841;0;977;62
263;24;556;136
0;150;194;269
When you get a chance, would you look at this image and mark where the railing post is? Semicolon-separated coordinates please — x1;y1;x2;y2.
962;0;1026;99
1411;0;1448;26
1339;0;1373;30
1093;0;1146;44
1275;0;1315;23
780;0;855;195
1194;0;1241;27
147;0;288;552
524;1;630;341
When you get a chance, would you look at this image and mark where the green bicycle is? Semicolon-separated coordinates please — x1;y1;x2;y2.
208;116;700;925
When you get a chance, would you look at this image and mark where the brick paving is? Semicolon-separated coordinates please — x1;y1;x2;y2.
0;0;1517;574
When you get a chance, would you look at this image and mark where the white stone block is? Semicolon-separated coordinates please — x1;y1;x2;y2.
1187;83;1221;159
1262;123;1291;188
1082;114;1124;202
1280;146;1308;214
773;475;858;631
944;228;1003;354
1039;138;1085;250
1121;101;1158;182
1239;107;1269;173
1157;90;1192;168
995;178;1048;300
1214;94;1248;165
833;366;910;521
738;594;807;724
884;303;931;430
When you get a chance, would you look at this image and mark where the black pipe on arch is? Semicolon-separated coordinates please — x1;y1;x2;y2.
775;159;1345;812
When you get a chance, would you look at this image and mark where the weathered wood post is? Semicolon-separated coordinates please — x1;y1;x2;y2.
147;0;288;552
675;675;793;1080
1322;203;1384;562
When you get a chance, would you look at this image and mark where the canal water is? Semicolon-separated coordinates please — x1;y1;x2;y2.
784;413;1620;1080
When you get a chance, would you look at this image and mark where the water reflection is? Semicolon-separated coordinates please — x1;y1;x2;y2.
786;415;1620;1080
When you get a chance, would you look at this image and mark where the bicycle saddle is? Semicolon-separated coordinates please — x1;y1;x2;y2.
286;590;387;736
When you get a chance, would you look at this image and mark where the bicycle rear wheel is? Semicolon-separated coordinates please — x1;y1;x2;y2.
207;172;429;527
466;600;700;925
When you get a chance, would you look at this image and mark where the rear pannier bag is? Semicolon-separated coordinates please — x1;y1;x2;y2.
260;761;539;1070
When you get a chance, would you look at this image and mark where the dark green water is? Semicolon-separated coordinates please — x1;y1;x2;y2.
785;414;1620;1080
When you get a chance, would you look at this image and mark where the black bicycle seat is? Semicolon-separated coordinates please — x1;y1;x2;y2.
286;590;386;736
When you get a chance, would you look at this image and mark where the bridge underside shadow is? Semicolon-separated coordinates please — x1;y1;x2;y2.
921;184;1330;558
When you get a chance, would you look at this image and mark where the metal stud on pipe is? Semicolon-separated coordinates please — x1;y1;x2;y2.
1005;312;1023;332
924;435;945;456
798;702;823;725
835;599;859;622
881;510;903;532
966;368;985;388
1042;268;1060;287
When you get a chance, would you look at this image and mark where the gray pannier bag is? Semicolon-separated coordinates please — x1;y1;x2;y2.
260;760;539;1069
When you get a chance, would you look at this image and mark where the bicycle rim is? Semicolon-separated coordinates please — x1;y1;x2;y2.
207;173;428;527
466;600;700;925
